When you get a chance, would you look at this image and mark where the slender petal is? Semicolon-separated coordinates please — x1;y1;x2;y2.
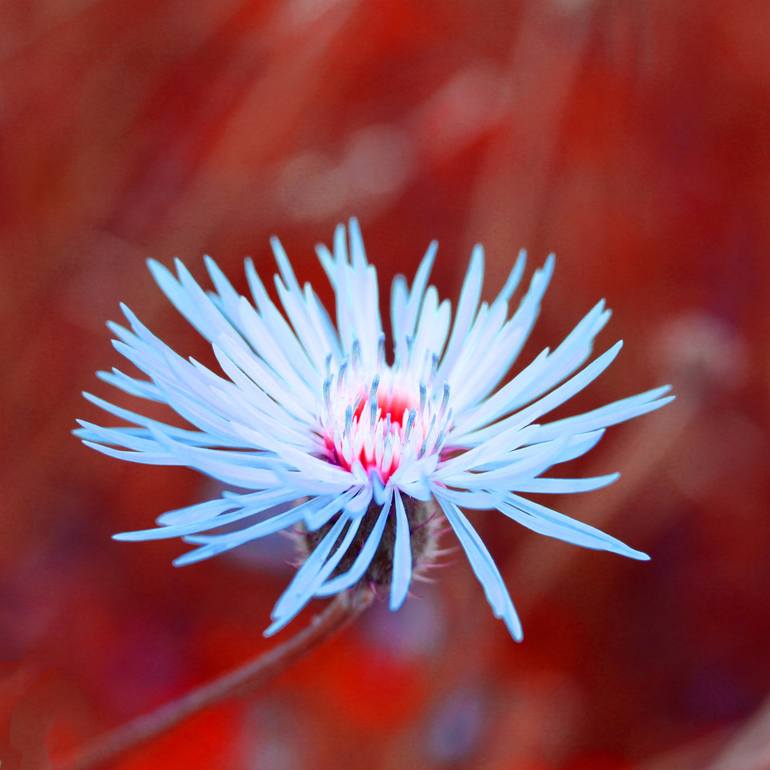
390;491;413;610
437;496;523;641
496;494;649;560
316;493;393;596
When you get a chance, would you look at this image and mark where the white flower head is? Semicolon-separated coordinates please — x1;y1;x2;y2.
77;219;673;640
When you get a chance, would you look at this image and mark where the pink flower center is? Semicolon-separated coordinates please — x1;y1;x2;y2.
322;388;417;483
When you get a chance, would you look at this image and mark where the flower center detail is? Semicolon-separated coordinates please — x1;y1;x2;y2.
317;358;452;484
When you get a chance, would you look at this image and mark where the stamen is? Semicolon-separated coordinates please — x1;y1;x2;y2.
319;359;443;483
427;353;439;385
404;410;416;441
322;376;332;412
382;437;393;475
338;359;348;387
369;375;380;423
440;382;450;416
421;414;437;456
405;335;414;364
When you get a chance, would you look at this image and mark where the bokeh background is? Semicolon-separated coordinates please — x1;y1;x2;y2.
2;0;770;768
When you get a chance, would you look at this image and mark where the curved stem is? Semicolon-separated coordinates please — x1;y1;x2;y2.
57;588;373;770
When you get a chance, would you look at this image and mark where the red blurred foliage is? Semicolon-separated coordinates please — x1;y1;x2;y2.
1;1;770;768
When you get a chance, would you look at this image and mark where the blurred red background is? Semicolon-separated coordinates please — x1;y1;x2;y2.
2;1;770;768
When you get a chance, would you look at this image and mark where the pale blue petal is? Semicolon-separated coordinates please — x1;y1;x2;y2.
390;491;412;611
453;341;624;447
494;248;527;306
270;236;301;295
436;496;523;641
497;494;649;560
531;389;674;443
438;244;484;378
270;514;349;620
174;496;337;566
315;493;393;596
348;216;368;270
396;240;438;357
304;489;358;529
511;473;620;494
96;368;164;402
266;513;363;636
156;490;291;526
114;491;303;541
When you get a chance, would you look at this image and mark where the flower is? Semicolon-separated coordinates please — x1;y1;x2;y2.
76;219;673;640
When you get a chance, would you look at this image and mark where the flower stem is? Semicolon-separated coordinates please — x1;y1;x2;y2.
57;588;373;770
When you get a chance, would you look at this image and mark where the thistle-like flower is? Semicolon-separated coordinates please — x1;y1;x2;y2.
76;219;673;640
